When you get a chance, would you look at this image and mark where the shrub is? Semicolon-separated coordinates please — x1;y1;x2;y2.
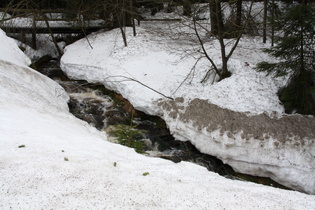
111;124;147;153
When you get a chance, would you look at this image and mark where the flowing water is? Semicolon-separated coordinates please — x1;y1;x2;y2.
36;59;233;175
35;59;290;189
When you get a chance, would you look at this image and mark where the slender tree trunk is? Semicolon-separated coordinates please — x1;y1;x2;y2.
130;0;136;36
20;30;26;44
235;0;242;28
299;6;305;72
209;0;224;36
118;0;128;47
32;12;37;50
263;0;268;43
215;0;230;80
119;21;128;47
183;0;191;16
218;36;229;79
271;0;275;46
209;1;217;35
42;13;63;58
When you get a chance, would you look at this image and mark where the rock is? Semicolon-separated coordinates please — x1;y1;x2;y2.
159;98;315;194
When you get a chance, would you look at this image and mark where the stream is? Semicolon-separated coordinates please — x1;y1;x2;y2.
35;58;289;190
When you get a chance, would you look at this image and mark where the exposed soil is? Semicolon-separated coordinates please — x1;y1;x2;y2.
160;97;315;146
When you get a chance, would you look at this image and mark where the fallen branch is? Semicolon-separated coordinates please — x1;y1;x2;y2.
105;75;174;100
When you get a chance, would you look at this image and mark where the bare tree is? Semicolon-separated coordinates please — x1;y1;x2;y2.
190;0;254;81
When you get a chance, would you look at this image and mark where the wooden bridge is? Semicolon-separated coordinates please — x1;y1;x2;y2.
0;8;182;49
0;8;107;49
1;25;104;34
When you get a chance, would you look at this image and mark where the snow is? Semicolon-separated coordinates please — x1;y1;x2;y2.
61;24;285;116
159;98;315;194
2;106;315;209
0;29;31;67
1;7;315;208
60;18;314;194
1;42;315;209
19;34;66;61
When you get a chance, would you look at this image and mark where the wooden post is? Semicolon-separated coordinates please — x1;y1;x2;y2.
32;12;37;49
20;30;26;44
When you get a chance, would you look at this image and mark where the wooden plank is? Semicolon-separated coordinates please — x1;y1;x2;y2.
0;8;69;13
34;18;78;21
140;18;181;22
0;26;105;34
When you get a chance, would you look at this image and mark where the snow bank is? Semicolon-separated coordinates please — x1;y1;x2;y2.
159;98;315;194
0;29;31;67
60;22;315;194
1;45;315;210
0;60;69;114
0;29;68;114
61;25;285;116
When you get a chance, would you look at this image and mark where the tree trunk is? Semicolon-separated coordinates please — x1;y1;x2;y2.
271;0;275;46
218;36;230;80
32;13;37;50
263;0;268;43
42;13;63;58
183;0;191;16
235;0;242;28
119;1;128;47
130;0;136;36
209;0;224;36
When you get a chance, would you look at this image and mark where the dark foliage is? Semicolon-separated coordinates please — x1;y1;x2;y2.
256;1;315;115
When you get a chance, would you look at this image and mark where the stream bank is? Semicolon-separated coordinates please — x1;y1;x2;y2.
33;58;290;191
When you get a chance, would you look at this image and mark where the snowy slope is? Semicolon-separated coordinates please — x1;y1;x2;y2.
1;29;315;208
2;105;315;209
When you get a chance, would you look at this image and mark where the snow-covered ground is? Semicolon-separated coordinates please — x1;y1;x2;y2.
61;23;285;116
1;28;315;209
60;17;315;194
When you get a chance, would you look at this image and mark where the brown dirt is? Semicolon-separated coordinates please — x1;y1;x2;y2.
159;97;315;146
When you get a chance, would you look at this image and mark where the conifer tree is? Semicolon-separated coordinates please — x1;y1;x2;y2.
256;0;315;115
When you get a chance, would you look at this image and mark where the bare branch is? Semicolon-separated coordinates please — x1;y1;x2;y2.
104;75;174;100
172;56;204;95
193;18;221;77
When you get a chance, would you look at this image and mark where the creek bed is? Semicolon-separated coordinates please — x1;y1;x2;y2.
34;58;290;190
